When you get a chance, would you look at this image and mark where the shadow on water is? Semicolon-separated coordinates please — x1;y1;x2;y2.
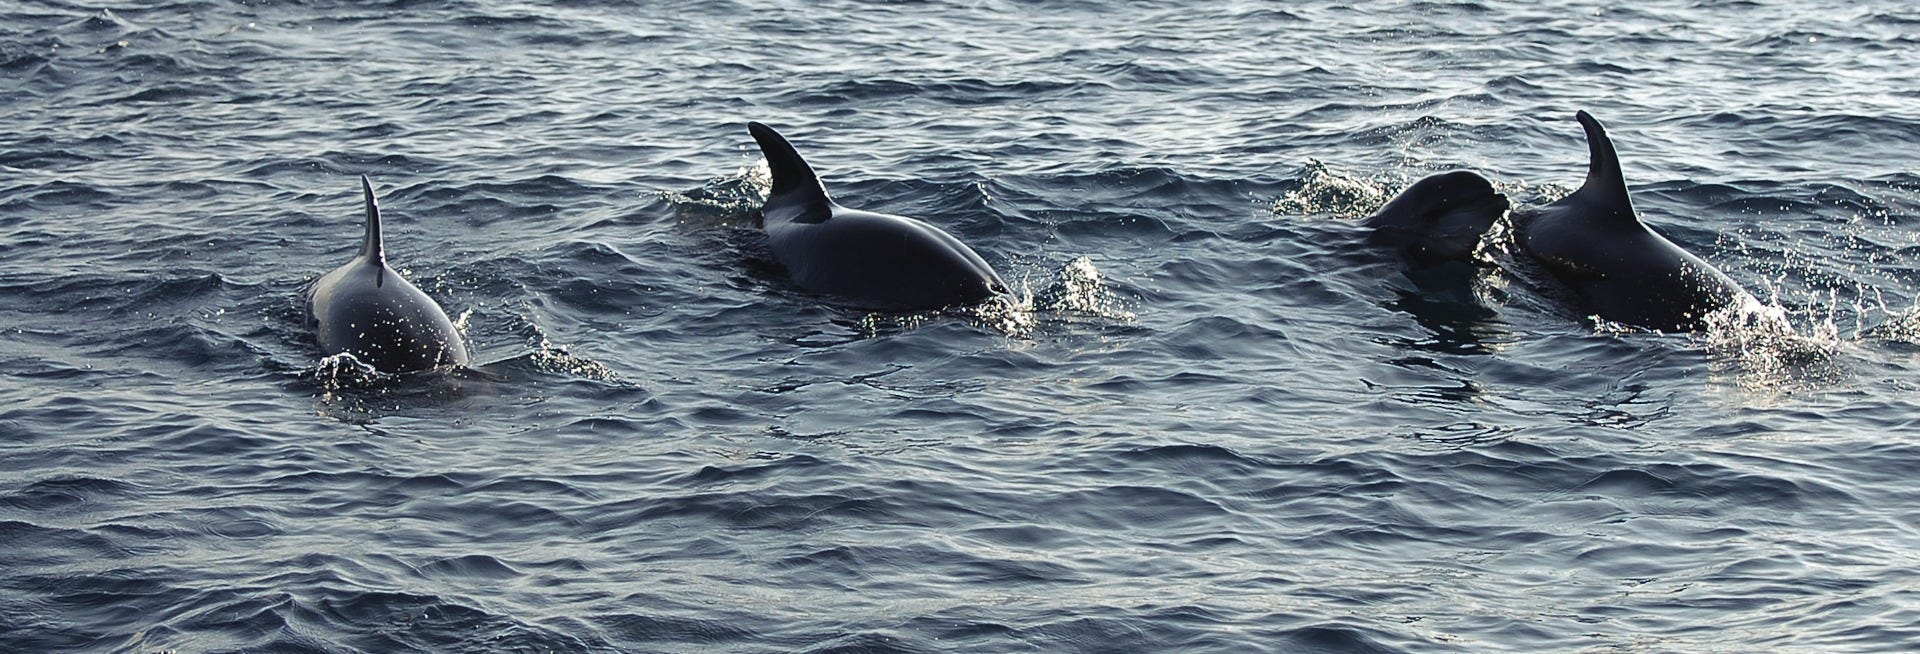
1382;261;1507;356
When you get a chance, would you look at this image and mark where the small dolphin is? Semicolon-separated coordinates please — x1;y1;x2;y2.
306;176;470;372
1511;111;1757;332
747;122;1008;310
1363;170;1511;267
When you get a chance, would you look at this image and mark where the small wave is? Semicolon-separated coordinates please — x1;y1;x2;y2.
794;76;1084;107
68;8;142;36
413;554;521;581
1394;420;1517;449
0;48;50;73
0;476;144;513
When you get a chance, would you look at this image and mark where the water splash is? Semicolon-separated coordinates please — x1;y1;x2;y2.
858;308;939;337
1272;160;1392;218
852;257;1132;339
966;286;1037;337
490;307;622;382
523;329;618;382
1035;255;1134;321
662;161;769;228
851;289;1032;338
1704;298;1849;397
312;351;388;389
451;308;474;340
1865;305;1920;345
309;352;400;420
979;256;1134;337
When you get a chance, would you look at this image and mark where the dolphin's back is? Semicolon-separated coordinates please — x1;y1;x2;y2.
306;177;471;372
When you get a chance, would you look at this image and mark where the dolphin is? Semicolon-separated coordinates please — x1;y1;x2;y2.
1363;170;1511;267
306;176;471;372
1511;111;1758;332
747;121;1008;311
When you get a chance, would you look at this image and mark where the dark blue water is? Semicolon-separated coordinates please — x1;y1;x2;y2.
5;1;1920;651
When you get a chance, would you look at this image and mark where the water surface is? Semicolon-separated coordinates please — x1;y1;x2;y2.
4;1;1920;651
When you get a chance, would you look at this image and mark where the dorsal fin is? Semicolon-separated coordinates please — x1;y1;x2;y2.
748;122;831;222
1571;110;1638;223
359;175;387;287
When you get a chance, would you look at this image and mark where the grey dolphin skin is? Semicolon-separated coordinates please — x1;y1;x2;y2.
306;176;471;372
1363;170;1511;267
1511;111;1756;332
747;121;1008;311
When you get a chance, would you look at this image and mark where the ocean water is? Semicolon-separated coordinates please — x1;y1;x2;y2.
4;0;1920;651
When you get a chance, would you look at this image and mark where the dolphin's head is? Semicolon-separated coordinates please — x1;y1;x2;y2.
1364;170;1510;265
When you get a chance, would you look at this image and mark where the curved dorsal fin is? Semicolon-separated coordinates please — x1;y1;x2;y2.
359;175;388;287
748;122;831;222
1571;110;1638;224
359;175;385;262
